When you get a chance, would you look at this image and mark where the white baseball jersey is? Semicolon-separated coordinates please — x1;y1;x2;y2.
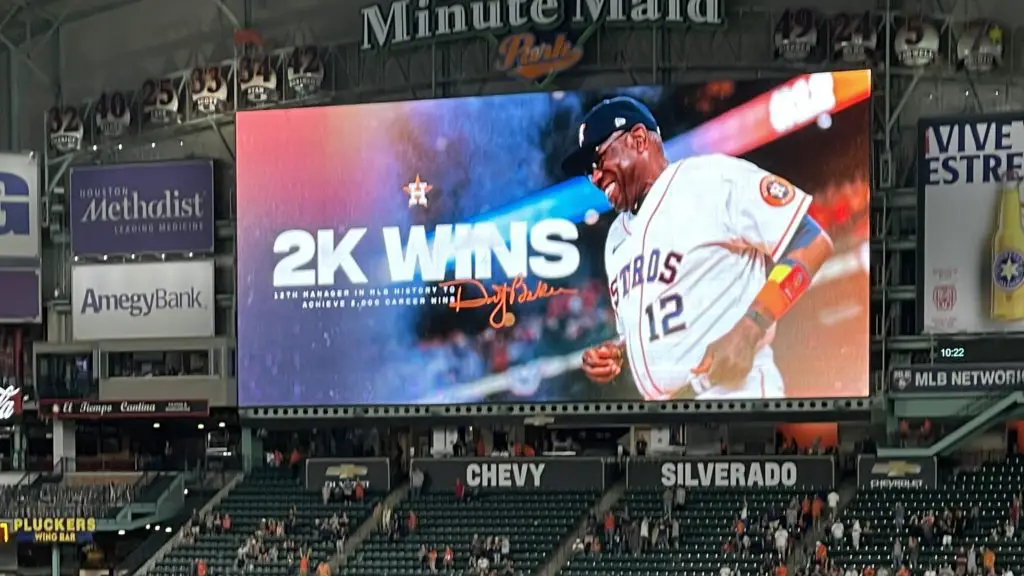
604;154;812;401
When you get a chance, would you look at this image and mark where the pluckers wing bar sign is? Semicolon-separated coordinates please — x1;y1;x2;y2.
627;456;835;489
42;400;210;419
2;517;96;543
359;0;725;85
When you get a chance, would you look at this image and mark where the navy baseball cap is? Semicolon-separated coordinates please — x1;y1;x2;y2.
561;96;660;176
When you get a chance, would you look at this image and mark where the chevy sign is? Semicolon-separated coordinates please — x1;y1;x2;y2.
72;261;215;341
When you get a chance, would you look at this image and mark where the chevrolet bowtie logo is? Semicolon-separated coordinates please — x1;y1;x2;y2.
871;460;921;477
326;464;368;480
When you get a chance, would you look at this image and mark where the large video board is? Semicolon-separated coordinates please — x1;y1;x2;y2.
237;71;871;406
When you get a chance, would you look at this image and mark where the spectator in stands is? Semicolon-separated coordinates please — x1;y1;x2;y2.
662;487;673;517
774;524;788;560
786;499;799;531
670;516;679;549
969;544;979;575
455;477;465;501
675;485;686;511
812;494;824;528
828;488;840;518
831;517;844;543
290;448;303;480
639;516;650;552
603;510;615;545
908;535;920;568
892;539;904;569
982;547;996;575
443;545;453;570
411;467;424;499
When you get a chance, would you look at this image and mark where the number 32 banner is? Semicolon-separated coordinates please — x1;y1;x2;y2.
235;72;872;407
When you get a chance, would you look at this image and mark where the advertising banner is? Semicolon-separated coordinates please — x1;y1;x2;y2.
0;152;40;262
72;261;215;341
41;399;210;419
69;160;215;257
856;456;938;489
0;152;42;324
3;517;95;543
918;113;1024;334
0;269;40;323
411;457;607;492
236;71;872;407
890;364;1024;393
0;385;22;422
304;457;391;492
626;456;835;489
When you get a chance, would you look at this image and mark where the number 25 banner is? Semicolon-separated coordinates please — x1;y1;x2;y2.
235;72;872;407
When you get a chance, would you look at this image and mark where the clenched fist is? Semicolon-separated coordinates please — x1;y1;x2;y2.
582;341;625;384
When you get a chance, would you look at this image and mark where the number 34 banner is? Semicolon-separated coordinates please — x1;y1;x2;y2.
235;72;872;407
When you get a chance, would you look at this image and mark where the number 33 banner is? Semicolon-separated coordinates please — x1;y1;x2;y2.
235;72;872;407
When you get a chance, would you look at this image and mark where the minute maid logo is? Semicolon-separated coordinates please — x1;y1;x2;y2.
359;0;724;86
11;517;97;543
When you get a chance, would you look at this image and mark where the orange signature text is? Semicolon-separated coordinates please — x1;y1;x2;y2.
496;32;584;81
440;275;578;329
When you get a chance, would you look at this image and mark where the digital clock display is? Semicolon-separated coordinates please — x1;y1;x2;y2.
935;337;1023;364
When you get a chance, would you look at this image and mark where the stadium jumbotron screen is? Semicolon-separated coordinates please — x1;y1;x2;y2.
236;71;871;406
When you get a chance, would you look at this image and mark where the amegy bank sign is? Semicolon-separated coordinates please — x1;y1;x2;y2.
411;457;609;492
627;456;835;489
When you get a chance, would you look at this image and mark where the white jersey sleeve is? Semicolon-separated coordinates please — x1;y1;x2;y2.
716;155;813;261
604;213;631;343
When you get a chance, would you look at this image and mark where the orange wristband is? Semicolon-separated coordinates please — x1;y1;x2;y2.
755;261;811;320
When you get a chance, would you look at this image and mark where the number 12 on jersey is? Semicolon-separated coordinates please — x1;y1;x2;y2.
644;293;686;341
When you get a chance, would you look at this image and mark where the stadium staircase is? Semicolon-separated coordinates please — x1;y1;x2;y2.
881;390;1024;457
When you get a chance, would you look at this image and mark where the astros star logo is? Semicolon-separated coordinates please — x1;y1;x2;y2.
403;175;433;208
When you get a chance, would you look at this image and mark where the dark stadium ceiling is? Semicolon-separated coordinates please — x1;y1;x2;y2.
0;0;143;48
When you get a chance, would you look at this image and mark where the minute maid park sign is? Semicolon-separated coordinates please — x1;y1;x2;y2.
360;0;724;84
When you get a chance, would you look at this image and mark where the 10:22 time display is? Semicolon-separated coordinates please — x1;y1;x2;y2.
935;337;1021;364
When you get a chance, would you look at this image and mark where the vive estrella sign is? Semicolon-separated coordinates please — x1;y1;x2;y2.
359;0;724;84
4;517;97;543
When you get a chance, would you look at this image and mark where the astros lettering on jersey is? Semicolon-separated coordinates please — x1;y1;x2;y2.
604;153;811;401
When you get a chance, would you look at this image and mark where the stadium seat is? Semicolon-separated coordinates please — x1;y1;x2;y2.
561;485;820;576
149;467;376;576
834;457;1024;573
342;489;598;575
